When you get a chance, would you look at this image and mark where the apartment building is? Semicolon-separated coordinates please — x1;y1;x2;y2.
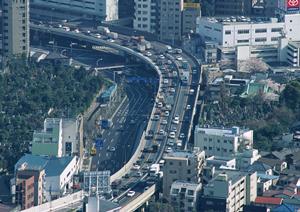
133;0;159;34
160;0;184;43
198;171;257;212
14;154;78;202
170;181;201;212
15;175;35;210
2;0;29;60
163;149;205;200
287;41;300;67
30;0;118;21
31;118;79;157
12;164;46;208
196;14;300;65
194;126;253;158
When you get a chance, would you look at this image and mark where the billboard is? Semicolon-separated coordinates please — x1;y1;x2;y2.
287;0;300;11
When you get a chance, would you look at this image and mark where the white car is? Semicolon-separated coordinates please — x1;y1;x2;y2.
145;51;152;57
159;54;165;59
179;133;185;139
74;29;80;33
166;147;173;153
176;56;183;61
132;164;141;170
159;129;165;135
157;102;163;108
186;105;191;110
164;111;169;117
153;115;160;121
94;33;101;38
161;119;168;125
169;88;176;93
163;79;169;84
172;117;179;124
169;132;176;139
127;191;136;197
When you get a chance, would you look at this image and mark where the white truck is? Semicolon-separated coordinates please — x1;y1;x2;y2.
149;164;160;177
97;26;110;35
137;44;146;52
108;32;118;39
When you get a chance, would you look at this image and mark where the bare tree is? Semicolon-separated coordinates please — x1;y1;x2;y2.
239;58;269;73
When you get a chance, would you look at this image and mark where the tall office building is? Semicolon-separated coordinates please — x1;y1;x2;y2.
207;0;252;16
30;0;118;21
160;0;184;43
2;0;29;60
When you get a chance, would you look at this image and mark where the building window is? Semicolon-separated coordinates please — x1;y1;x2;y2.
237;39;249;43
255;28;267;33
237;29;249;34
255;37;267;42
225;30;231;35
271;37;279;41
271;28;282;32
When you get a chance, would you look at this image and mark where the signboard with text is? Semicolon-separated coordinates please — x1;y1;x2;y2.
287;0;300;11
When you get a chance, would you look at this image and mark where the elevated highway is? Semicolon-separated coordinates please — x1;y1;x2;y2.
30;23;201;211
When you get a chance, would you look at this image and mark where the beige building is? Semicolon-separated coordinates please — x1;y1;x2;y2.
194;126;253;158
170;181;201;212
160;0;183;43
2;0;29;60
199;170;257;212
163;149;205;200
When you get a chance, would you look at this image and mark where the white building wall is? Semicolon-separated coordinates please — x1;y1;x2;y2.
134;0;153;33
59;156;77;191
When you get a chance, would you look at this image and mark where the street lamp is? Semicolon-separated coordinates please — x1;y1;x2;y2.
70;42;77;58
48;40;55;52
96;58;103;67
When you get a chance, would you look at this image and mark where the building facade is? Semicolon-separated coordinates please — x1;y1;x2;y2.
160;0;183;43
182;2;201;35
133;0;159;34
15;175;35;210
163;149;205;200
194;126;253;158
214;0;252;16
13;165;46;208
198;171;257;212
196;14;300;65
287;41;300;67
31;118;79;157
30;0;118;21
170;181;201;212
2;0;29;61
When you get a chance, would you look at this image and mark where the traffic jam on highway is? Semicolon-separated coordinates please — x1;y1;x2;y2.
32;21;200;205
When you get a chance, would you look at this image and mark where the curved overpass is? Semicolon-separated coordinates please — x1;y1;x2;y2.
30;23;201;211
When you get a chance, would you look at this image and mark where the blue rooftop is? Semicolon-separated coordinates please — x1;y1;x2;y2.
101;84;117;99
15;154;74;176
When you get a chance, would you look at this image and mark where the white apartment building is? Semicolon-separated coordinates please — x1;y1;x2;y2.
170;181;201;212
287;41;300;67
30;0;118;21
31;118;79;157
2;0;29;59
196;14;300;65
194;126;253;158
133;0;159;33
199;171;257;212
163;149;205;200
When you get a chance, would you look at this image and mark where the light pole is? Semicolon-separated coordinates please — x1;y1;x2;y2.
48;40;55;52
96;58;103;67
70;42;77;59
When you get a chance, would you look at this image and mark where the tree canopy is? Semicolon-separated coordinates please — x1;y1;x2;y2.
0;58;103;172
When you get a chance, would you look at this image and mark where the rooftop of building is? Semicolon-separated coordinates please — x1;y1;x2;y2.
15;154;75;177
164;151;194;159
206;170;250;188
171;180;200;189
195;126;250;137
200;16;281;25
254;196;283;205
